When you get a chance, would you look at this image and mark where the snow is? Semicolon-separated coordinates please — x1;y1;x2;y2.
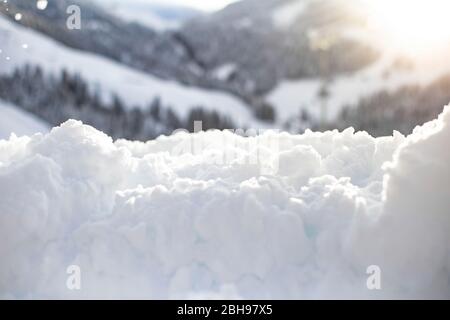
108;8;181;31
267;79;322;121
0;16;260;127
1;103;449;299
0;99;49;139
272;0;312;30
212;63;237;81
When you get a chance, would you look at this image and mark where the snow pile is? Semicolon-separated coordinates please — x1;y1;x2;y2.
0;105;449;299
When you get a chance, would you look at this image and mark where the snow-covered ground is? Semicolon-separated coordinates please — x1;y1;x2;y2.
1;102;449;299
0;100;49;139
0;15;261;127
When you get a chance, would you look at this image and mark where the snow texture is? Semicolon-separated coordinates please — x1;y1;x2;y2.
0;105;449;299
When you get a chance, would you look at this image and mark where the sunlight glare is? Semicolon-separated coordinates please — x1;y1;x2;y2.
365;0;450;53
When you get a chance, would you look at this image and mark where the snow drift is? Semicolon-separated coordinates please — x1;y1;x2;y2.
0;105;449;299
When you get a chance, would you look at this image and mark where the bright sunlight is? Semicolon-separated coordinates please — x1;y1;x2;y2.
365;0;450;53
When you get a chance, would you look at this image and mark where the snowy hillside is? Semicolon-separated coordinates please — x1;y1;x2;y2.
3;0;449;135
91;0;201;31
0;15;260;127
267;46;450;124
265;1;450;125
0;0;203;84
1;103;449;299
1;0;450;301
0;100;49;139
181;0;450;127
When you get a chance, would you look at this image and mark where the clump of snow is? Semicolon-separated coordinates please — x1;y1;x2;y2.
0;105;449;299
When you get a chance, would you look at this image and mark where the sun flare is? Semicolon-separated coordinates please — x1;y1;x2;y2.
365;0;450;53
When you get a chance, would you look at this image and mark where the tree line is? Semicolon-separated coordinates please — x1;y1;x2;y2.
0;65;236;140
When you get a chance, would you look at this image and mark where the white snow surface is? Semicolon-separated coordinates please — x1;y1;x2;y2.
0;100;49;139
1;104;449;299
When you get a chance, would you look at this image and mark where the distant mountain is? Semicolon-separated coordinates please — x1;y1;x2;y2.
177;0;450;132
0;13;260;140
91;0;202;31
0;0;203;82
0;99;49;139
1;0;380;94
0;0;277;122
180;0;379;95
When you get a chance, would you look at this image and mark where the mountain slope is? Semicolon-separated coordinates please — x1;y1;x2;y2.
92;0;202;31
3;0;450;136
1;103;450;298
0;99;49;139
266;45;450;126
0;0;203;83
180;0;450;130
0;14;261;128
180;0;379;95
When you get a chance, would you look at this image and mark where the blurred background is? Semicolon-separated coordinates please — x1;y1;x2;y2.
1;0;450;140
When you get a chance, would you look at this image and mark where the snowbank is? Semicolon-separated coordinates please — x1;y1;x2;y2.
0;105;449;299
